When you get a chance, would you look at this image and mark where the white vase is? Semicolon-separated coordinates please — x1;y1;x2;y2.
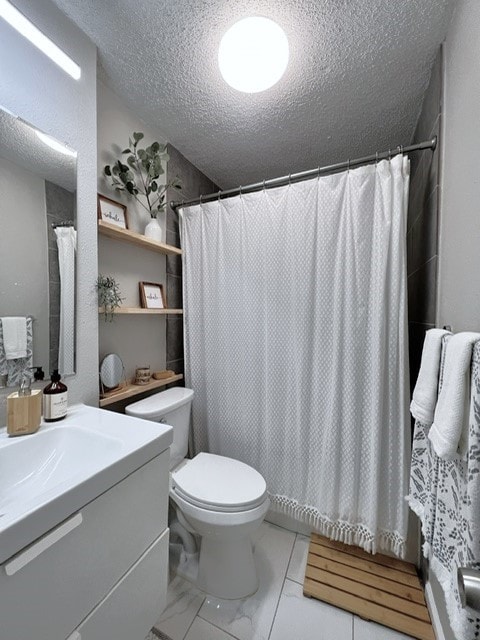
144;216;165;242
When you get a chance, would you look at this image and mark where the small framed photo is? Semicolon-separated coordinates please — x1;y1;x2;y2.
97;194;128;229
139;281;166;309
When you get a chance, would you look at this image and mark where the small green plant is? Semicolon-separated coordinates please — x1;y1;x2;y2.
104;132;182;218
96;275;124;321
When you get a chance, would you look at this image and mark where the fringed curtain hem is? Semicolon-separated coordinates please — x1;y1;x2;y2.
269;494;407;559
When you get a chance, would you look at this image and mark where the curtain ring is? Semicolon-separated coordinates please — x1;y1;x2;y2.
199;194;203;205
375;151;379;165
218;190;221;201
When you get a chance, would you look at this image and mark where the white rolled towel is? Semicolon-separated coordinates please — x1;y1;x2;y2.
0;317;27;359
429;332;480;459
410;328;451;425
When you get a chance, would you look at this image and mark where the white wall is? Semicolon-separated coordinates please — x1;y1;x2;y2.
0;157;49;370
97;81;168;380
437;0;480;331
97;81;167;235
0;0;98;421
426;3;480;636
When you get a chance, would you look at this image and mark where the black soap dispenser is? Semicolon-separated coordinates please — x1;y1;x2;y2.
33;366;45;381
43;369;68;422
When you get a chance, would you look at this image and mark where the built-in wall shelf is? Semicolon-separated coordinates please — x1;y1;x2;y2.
99;374;184;407
99;307;183;315
98;220;183;256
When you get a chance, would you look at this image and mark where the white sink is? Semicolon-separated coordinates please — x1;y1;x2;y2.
0;404;173;564
1;426;122;518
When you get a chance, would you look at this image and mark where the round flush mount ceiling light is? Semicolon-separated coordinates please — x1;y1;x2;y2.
218;17;289;93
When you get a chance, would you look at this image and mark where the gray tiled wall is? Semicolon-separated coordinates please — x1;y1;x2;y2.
44;181;75;374
407;49;442;392
165;145;218;378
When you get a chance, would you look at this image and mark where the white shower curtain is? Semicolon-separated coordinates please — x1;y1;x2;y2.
181;154;411;557
55;226;76;375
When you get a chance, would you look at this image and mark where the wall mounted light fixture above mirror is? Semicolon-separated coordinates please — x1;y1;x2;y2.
0;106;77;386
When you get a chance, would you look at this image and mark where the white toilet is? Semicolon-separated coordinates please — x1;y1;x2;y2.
126;387;270;599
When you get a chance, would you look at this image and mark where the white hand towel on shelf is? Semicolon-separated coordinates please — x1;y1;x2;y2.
0;317;27;359
410;328;451;425
429;332;480;459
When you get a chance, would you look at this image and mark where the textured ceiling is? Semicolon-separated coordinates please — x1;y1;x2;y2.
0;108;76;191
53;0;454;189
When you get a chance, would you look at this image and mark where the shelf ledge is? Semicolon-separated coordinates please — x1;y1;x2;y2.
98;307;183;315
98;220;183;256
99;374;184;407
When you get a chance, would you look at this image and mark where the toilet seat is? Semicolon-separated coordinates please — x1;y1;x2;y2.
171;485;270;529
171;452;267;513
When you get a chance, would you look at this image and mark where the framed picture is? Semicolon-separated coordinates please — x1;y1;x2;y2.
139;281;166;309
97;194;128;229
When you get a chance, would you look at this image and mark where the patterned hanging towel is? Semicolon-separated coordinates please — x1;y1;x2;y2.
0;317;34;386
408;337;480;640
408;335;450;556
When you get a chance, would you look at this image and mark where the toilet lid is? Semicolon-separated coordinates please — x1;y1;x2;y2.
172;452;267;512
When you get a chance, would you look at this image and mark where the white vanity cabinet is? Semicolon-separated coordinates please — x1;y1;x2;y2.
0;450;170;640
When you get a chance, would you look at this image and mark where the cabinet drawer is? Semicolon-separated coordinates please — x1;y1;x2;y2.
0;451;169;640
73;528;169;640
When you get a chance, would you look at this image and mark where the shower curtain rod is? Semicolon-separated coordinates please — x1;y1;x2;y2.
170;136;437;211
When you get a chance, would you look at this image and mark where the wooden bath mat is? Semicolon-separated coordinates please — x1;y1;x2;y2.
303;534;434;640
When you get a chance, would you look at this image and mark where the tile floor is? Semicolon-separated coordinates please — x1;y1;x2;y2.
148;522;416;640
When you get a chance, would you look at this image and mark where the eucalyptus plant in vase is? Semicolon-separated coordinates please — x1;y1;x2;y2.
104;132;182;241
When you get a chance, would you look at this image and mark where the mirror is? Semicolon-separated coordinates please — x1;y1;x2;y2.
100;353;125;390
0;107;77;385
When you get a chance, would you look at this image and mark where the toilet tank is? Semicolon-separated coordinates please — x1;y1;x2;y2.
126;387;194;469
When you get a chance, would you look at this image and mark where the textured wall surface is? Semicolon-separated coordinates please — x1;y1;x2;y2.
405;48;456;638
97;81;167;235
0;0;98;424
437;0;480;331
407;51;442;392
165;145;218;378
97;81;167;382
424;3;480;636
99;144;216;415
53;0;454;188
